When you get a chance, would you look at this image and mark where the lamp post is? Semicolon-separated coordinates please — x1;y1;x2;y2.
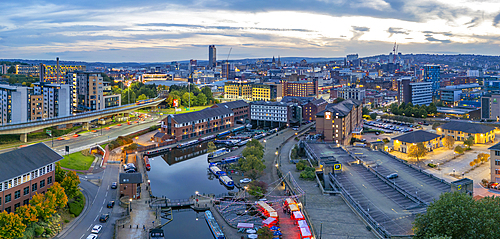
129;198;133;213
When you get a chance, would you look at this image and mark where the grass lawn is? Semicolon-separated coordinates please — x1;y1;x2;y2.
60;151;95;171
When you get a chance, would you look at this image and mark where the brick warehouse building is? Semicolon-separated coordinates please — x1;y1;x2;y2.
315;99;363;145
0;143;62;213
161;106;235;141
211;100;249;122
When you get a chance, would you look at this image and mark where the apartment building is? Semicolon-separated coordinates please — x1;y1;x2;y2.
398;78;432;105
303;98;327;122
315;99;362;145
15;64;86;82
73;72;104;111
281;79;318;97
489;143;500;183
250;101;300;128
0;143;62;212
211;100;249;122
161;106;234;141
33;83;72;118
252;84;278;101
224;81;254;100
336;86;366;101
101;94;121;109
0;85;29;124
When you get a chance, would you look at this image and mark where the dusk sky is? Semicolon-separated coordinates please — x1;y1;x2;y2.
0;0;499;62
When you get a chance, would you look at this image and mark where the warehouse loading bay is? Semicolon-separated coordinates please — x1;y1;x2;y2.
308;144;451;236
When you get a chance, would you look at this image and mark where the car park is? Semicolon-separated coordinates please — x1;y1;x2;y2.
99;214;109;222
91;225;102;233
111;182;117;189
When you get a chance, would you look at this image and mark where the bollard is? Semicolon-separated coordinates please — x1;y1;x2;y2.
130;225;132;228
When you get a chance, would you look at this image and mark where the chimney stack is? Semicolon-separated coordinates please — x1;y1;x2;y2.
56;57;60;83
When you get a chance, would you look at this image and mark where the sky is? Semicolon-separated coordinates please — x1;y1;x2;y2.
0;0;499;62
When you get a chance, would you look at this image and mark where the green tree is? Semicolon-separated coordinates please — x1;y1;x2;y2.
7;65;15;74
413;192;498;239
442;136;455;149
61;171;81;199
427;103;438;115
418;109;427;118
181;92;195;107
15;204;38;225
362;107;370;116
296;160;307;171
257;226;274;239
137;94;148;101
464;136;474;149
300;166;316;180
54;162;66;183
207;142;217;154
238;155;266;172
247;181;268;198
195;93;207;106
246;139;264;151
370;113;378;120
201;86;214;102
408;142;427;161
454;145;464;154
242;146;264;160
0;211;26;239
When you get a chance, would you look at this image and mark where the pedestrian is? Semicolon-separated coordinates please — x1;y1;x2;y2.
143;225;145;231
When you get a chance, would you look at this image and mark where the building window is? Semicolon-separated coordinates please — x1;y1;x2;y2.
5;207;11;213
40;179;45;188
14;203;20;211
32;183;37;192
14;190;20;199
23;199;29;205
24;187;29;195
47;176;52;185
496;169;500;175
5;194;11;203
496;151;500;156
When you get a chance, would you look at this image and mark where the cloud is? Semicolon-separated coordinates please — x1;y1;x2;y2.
425;36;451;44
387;27;410;37
352;26;370;32
494;12;500;27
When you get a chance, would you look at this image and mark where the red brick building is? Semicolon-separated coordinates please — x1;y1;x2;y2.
119;173;142;200
303;98;327;122
161;106;235;141
315;99;363;145
0;143;62;213
210;100;249;122
281;79;318;98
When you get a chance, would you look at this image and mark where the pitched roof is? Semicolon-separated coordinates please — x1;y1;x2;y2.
316;99;362;117
308;98;327;106
392;130;441;143
215;100;248;109
488;142;500;150
281;96;315;105
439;121;495;134
0;143;63;182
166;106;234;124
119;173;143;184
153;132;165;138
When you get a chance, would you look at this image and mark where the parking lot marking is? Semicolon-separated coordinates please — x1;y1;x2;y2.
99;206;103;213
94;215;99;221
103;198;106;204
80;234;85;239
105;191;108;197
87;224;92;231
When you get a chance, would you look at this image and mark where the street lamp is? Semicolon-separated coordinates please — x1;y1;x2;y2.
129;198;133;212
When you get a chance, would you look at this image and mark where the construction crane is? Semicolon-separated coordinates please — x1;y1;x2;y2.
226;47;232;62
393;42;397;64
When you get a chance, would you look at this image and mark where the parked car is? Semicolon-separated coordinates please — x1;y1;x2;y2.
386;173;398;179
240;178;252;184
86;234;98;239
107;201;115;208
91;225;102;233
111;182;117;189
99;214;109;222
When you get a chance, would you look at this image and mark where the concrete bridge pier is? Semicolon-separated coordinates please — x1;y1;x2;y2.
20;133;28;143
83;122;90;131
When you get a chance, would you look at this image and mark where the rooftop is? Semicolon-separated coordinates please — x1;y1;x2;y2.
0;143;63;182
250;101;294;106
119;173;143;184
392;130;441;143
488;142;500;151
166;106;234;124
214;100;248;110
439;121;495;134
316;99;362;117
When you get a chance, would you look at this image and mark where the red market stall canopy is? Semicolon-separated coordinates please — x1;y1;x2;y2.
298;220;308;228
300;226;312;238
292;211;304;220
285;198;297;206
289;203;299;212
262;217;277;226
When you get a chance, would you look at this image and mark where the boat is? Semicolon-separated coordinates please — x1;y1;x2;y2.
149;228;165;239
198;135;216;142
237;139;250;146
209;163;223;176
177;140;199;148
231;126;246;132
208;148;230;159
219;175;234;188
144;156;151;171
217;155;241;165
217;130;231;138
205;210;225;239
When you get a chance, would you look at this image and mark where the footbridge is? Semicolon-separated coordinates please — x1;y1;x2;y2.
0;98;164;142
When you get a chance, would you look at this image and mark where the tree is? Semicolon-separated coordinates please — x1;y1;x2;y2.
469;161;475;167
418;109;428;118
370;113;378;120
464;136;474;149
181;92;195;107
55;162;66;183
207;142;217;154
408;142;427;161
413;192;500;239
61;171;81;199
137;94;148;101
246;139;264;151
195;93;207;106
442;136;455;149
478;153;490;163
0;211;26;239
454;145;464;154
15;204;38;225
257;226;274;239
247;181;268;198
48;182;68;209
238;155;266;172
242;146;264;160
7;65;15;74
296;160;307;171
362;107;370;116
201;86;214;102
29;193;56;220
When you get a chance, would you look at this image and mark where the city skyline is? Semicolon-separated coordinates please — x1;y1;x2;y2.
0;0;499;62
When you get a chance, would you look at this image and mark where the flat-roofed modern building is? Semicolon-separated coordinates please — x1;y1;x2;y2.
440;84;482;106
392;130;441;153
398;78;432;106
252;83;278;101
436;121;495;144
250;101;299;128
224;81;254;101
0;143;62;213
0;85;29;124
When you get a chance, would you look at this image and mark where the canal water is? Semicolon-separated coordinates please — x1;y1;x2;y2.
148;143;237;239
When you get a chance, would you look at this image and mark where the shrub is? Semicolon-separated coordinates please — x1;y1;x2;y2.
296;160;307;171
300;166;316;180
68;191;85;216
34;225;44;236
428;163;436;168
64;219;69;223
247;181;268;198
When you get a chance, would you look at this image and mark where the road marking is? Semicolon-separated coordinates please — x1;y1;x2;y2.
99;206;103;212
80;234;85;239
87;224;93;231
107;185;110;190
105;191;108;197
94;215;99;221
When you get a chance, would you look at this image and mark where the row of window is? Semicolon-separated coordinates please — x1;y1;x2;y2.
0;177;51;206
0;164;53;192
